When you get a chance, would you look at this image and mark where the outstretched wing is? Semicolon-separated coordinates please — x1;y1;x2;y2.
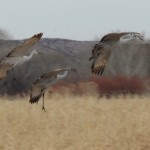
100;32;144;43
119;32;144;43
6;33;43;57
42;67;76;79
100;32;128;42
91;46;111;75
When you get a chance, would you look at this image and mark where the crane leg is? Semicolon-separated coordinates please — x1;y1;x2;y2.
42;94;46;112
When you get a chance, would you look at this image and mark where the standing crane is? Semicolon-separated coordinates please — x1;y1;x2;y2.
29;67;76;111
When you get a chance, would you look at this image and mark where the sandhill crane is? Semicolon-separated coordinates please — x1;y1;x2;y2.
89;32;145;75
29;67;76;111
0;33;43;81
4;49;39;67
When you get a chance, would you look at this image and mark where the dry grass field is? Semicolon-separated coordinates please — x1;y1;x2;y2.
0;93;150;150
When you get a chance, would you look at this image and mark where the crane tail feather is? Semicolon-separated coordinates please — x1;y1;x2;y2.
29;94;42;104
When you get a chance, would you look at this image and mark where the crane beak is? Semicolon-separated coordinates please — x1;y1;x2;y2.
89;56;93;61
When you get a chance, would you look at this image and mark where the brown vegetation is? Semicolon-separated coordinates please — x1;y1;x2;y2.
0;94;150;150
52;76;149;97
91;75;147;96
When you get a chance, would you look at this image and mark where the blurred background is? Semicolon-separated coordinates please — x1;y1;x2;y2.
0;0;150;95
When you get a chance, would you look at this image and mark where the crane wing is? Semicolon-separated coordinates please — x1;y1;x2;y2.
91;46;111;75
29;67;76;104
29;80;46;104
100;32;128;42
6;33;43;57
41;68;76;79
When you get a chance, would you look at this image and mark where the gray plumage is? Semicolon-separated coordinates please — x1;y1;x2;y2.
0;33;43;80
29;67;76;111
90;32;145;75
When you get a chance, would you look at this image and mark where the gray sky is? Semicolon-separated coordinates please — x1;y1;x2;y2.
1;0;150;40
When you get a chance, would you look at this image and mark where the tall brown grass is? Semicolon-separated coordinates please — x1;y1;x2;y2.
0;94;150;150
